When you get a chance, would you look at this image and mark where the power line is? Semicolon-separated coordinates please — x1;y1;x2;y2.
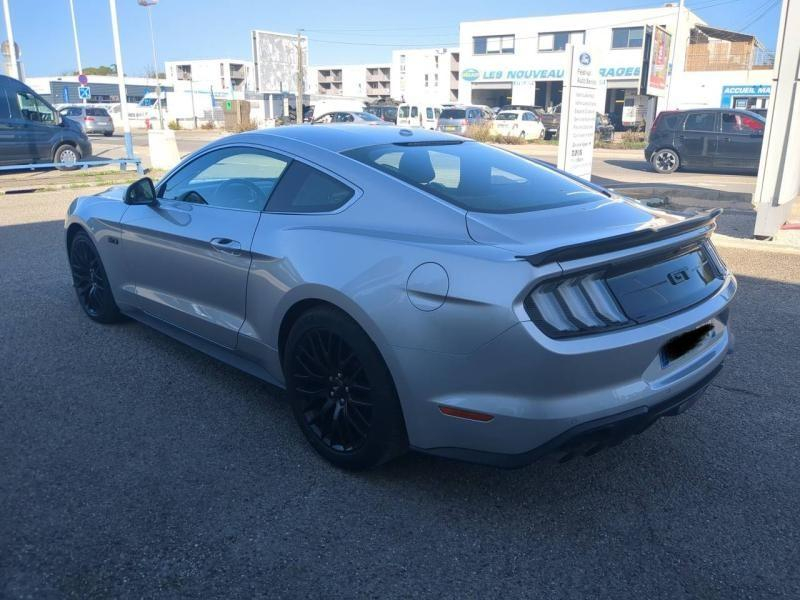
735;0;779;32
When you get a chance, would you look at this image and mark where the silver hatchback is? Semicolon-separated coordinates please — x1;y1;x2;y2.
65;125;735;469
59;105;114;136
436;105;494;135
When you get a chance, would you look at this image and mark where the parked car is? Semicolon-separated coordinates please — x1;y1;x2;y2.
0;74;92;169
492;110;544;140
66;124;735;469
312;111;390;125
645;108;765;174
59;105;115;136
397;103;441;129
436;105;494;135
364;105;399;124
595;113;615;142
538;105;561;139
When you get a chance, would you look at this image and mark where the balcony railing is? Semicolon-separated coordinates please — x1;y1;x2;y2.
685;42;774;71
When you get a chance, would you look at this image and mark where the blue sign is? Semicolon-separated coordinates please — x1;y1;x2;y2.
62;86;69;103
462;65;639;82
461;68;480;82
720;84;771;108
78;85;91;100
579;52;591;66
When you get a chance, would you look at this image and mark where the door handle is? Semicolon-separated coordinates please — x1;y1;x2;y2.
721;137;732;142
678;135;685;141
210;237;242;255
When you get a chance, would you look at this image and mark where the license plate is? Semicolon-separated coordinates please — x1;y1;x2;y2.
444;126;457;131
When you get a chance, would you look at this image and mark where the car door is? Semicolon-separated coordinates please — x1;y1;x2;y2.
120;145;290;348
0;84;20;165
678;112;718;169
13;89;60;162
715;111;764;171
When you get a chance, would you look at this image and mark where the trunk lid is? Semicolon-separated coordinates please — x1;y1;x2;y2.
465;198;686;259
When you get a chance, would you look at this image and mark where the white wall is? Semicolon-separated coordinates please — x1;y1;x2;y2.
391;48;457;104
668;69;773;110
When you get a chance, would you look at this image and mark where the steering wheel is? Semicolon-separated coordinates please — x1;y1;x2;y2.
215;179;264;209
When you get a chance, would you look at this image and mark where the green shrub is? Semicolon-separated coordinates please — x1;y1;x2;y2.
167;119;181;130
200;121;215;130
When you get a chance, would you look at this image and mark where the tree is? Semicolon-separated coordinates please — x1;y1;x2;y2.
72;65;117;76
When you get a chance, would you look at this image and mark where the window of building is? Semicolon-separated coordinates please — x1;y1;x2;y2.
473;35;515;55
538;31;585;52
424;74;429;88
266;161;354;213
611;27;644;49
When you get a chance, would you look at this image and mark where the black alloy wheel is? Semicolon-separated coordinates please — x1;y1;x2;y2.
69;231;122;323
284;306;407;469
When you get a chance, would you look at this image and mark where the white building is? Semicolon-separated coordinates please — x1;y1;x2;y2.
309;63;391;101
457;6;775;122
391;47;460;104
165;59;255;95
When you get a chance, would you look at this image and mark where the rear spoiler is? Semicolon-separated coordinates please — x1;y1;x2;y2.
520;209;722;267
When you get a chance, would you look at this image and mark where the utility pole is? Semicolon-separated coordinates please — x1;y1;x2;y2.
138;0;164;129
296;30;304;124
2;0;19;80
664;0;685;111
189;75;197;129
68;0;85;106
109;0;134;162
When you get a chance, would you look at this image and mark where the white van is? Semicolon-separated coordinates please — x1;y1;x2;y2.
397;103;442;129
622;94;648;129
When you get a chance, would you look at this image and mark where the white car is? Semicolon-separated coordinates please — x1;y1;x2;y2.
492;110;544;140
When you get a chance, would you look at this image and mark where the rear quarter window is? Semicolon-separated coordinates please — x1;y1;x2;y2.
265;161;354;213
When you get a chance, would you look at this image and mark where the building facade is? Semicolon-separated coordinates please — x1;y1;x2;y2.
391;47;459;104
309;63;391;101
456;7;775;122
26;75;172;105
164;59;255;94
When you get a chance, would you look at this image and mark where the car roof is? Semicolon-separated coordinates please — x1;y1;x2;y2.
216;124;462;153
498;110;527;115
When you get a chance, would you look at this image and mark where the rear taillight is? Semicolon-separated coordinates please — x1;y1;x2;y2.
526;273;629;336
461;119;467;125
84;117;95;122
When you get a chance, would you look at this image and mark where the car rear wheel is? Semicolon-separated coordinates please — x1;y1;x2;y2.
519;130;526;140
651;148;680;174
284;306;407;470
68;230;123;323
54;144;81;171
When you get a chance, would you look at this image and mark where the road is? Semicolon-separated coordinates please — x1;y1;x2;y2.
2;188;798;599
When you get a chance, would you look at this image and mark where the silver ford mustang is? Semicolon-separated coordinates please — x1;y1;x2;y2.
65;125;736;469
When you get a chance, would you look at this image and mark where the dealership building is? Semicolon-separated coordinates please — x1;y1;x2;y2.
456;6;774;123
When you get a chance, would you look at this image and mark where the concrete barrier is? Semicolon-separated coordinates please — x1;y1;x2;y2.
147;129;181;171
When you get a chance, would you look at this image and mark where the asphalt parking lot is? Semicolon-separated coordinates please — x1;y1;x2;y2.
1;187;798;599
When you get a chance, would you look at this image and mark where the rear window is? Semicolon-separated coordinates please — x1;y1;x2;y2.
440;109;466;119
496;112;519;121
344;141;603;214
86;108;109;117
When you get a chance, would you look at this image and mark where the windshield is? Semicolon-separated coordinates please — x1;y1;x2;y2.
344;141;602;213
440;109;466;119
495;112;519;121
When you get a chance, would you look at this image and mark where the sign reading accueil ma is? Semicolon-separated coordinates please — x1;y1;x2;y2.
557;44;598;182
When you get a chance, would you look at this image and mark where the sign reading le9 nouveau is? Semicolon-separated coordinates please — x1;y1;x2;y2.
461;65;641;82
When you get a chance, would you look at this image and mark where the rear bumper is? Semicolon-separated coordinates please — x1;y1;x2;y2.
419;362;722;468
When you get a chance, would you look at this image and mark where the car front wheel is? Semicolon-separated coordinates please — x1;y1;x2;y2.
651;148;680;174
54;144;81;171
68;230;123;323
284;306;407;470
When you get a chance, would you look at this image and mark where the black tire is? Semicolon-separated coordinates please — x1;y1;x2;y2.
54;144;81;171
519;130;526;140
103;131;113;137
68;230;123;324
651;148;680;174
283;306;407;470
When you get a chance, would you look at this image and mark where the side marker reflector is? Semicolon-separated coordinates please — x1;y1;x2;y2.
439;406;494;422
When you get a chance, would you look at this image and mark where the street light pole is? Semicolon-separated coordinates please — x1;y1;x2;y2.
67;0;85;106
1;0;19;80
664;0;685;111
108;0;134;162
138;0;163;129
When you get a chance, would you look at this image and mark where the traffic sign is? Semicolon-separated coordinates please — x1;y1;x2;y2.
78;86;91;100
78;73;88;85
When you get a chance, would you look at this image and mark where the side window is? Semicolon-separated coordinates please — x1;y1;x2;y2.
160;147;290;211
426;107;434;119
266;161;354;213
17;92;56;123
721;112;764;134
0;88;13;119
684;112;716;132
410;106;419;118
522;112;534;121
467;109;478;119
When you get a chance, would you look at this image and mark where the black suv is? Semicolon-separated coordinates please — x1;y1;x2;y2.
645;108;764;174
0;74;92;170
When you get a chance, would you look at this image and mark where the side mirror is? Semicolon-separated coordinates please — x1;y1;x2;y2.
125;177;157;205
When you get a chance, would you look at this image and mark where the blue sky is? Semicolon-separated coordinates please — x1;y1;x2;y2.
5;0;782;77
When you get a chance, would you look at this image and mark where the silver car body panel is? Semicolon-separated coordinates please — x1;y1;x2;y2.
65;125;735;463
